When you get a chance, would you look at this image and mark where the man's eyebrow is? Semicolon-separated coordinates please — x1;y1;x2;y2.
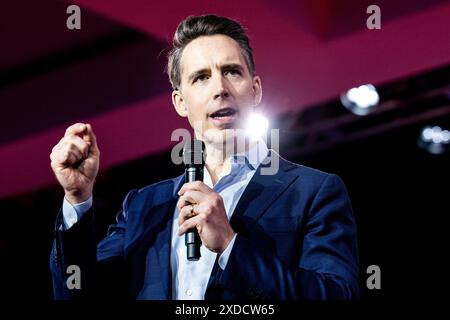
187;64;245;83
221;63;244;72
187;68;210;83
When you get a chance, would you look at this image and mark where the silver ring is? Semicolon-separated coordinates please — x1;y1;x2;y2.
189;204;194;216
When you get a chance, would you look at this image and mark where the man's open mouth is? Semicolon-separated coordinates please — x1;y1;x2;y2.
209;108;237;119
209;108;239;129
208;108;239;127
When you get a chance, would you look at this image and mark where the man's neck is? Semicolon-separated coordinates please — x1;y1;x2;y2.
205;160;230;186
204;139;256;185
204;143;232;186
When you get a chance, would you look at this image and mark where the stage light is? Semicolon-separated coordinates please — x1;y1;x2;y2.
340;84;379;116
245;112;269;141
418;126;450;154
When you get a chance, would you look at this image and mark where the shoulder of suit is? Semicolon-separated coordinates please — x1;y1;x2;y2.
127;175;182;202
276;152;336;184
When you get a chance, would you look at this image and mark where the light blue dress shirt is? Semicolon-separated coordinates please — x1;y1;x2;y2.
62;140;269;300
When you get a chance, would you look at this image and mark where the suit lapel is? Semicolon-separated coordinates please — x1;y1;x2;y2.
206;152;299;298
146;175;184;299
152;152;298;299
230;151;298;233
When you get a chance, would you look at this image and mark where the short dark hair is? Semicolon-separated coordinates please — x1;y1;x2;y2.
166;14;255;90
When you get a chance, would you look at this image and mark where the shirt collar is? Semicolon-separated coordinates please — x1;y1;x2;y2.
202;140;269;188
230;139;269;170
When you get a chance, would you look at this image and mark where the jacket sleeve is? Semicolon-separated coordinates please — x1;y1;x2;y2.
211;174;360;300
49;190;137;300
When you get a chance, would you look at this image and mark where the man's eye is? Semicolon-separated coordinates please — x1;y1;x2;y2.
224;69;241;76
194;75;209;83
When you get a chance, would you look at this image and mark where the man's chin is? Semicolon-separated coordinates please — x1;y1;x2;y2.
203;128;249;148
203;128;234;144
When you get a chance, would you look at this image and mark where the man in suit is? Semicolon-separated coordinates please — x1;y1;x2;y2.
49;14;359;300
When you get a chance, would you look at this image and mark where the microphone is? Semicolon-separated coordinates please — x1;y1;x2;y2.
182;139;205;261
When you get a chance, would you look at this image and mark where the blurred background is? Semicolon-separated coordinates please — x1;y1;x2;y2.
0;0;449;301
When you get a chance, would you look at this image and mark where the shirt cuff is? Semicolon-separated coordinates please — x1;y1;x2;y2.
61;195;93;230
218;233;237;270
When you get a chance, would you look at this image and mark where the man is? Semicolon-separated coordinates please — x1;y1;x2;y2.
49;14;359;300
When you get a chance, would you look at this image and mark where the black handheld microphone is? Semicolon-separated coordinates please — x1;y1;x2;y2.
182;139;205;261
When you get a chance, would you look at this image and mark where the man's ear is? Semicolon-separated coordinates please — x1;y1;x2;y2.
172;90;188;117
252;76;262;106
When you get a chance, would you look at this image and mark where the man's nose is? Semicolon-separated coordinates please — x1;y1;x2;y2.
213;76;230;100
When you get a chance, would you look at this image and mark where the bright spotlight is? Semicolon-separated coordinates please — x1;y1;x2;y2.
340;84;380;116
418;126;450;154
246;112;269;141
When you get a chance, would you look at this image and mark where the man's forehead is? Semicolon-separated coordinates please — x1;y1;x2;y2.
180;35;246;75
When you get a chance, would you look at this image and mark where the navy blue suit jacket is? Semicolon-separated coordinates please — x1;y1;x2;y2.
50;152;360;299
